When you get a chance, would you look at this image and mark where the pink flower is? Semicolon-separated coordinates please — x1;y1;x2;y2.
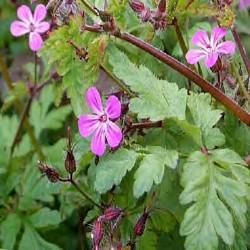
10;4;50;51
239;0;250;9
78;87;123;156
186;27;235;68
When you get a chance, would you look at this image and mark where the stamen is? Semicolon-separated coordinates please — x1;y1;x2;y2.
99;114;107;122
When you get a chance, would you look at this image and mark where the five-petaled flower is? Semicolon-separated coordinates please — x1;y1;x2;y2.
78;87;123;156
186;27;235;68
10;4;50;51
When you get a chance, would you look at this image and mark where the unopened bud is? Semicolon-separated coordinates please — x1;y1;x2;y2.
65;126;76;174
92;217;104;250
38;161;60;183
224;0;233;5
129;0;145;13
104;206;124;221
141;8;151;22
211;57;223;73
157;0;166;13
65;151;76;174
134;209;149;236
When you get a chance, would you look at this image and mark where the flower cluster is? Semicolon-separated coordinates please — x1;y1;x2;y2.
91;206;124;250
186;27;235;68
78;87;123;156
10;4;50;51
130;0;167;30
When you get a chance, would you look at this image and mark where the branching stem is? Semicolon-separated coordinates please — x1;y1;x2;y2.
83;25;250;126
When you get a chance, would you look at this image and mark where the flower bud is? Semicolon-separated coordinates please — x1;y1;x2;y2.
211;57;223;73
38;161;60;183
129;0;145;13
141;8;151;22
134;209;149;236
65;151;76;174
65;126;76;174
92;217;104;250
157;0;166;14
104;206;124;221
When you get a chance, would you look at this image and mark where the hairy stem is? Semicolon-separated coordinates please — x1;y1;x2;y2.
100;64;135;97
231;26;250;77
83;25;250;126
231;62;250;102
172;18;188;55
70;179;103;209
10;95;33;155
79;0;99;16
0;54;45;159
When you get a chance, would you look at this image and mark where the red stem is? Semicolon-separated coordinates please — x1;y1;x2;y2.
231;26;250;77
84;25;250;126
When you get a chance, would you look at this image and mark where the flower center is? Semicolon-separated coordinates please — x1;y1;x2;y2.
29;23;35;32
99;114;108;123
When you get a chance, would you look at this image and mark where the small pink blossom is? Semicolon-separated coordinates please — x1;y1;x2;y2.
186;27;235;68
10;4;50;51
239;0;250;9
78;87;123;156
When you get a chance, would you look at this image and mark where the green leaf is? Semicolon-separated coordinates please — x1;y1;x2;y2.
133;148;178;198
187;93;222;132
109;47;187;121
94;149;138;193
39;18;105;115
19;224;61;250
180;149;249;250
203;128;225;149
222;111;250;156
150;209;176;233
0;213;21;250
1;81;29;112
29;208;61;228
137;231;158;250
0;115;19;168
30;85;71;136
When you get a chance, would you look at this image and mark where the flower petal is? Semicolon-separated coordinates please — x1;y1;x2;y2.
210;27;227;47
205;52;218;68
91;125;106;156
29;32;43;51
33;4;47;23
78;114;100;137
192;30;210;48
35;21;50;33
239;0;250;9
86;87;103;114
186;49;206;65
105;95;121;119
10;21;29;36
106;121;122;148
17;5;33;24
216;41;236;55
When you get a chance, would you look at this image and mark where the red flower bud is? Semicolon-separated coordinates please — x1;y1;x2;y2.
134;209;149;236
129;0;145;13
157;0;166;13
65;126;76;174
104;206;124;221
38;161;60;183
65;151;76;174
92;217;104;250
141;8;151;22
